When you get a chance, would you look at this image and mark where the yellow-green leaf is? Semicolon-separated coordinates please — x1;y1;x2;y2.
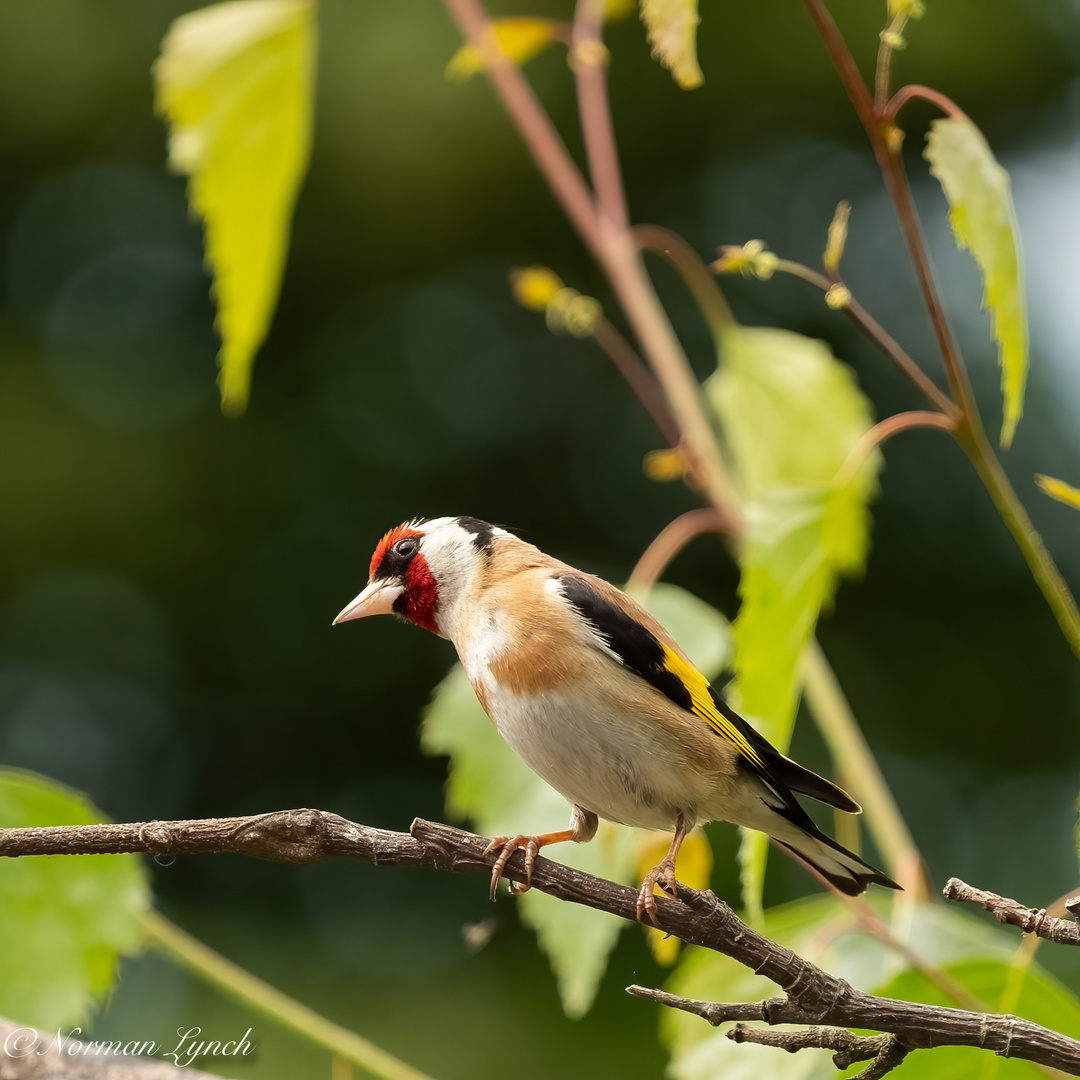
925;116;1028;448
155;0;316;415
706;326;879;913
1036;473;1080;511
445;18;562;83
0;770;151;1028
639;0;703;90
420;583;729;1016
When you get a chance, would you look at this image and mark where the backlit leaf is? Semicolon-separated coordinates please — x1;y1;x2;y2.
420;584;729;1015
925;117;1028;448
155;0;316;415
639;0;703;90
706;326;879;913
1036;473;1080;511
0;769;151;1029
445;18;562;83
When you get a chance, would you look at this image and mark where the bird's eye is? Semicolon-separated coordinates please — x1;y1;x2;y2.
393;538;418;559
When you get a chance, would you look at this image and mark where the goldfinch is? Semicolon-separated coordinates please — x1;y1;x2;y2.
334;516;899;921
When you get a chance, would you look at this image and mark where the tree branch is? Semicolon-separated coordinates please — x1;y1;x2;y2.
3;813;1080;1075
944;878;1080;946
727;1023;910;1079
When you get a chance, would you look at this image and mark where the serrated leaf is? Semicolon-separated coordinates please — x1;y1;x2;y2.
706;326;879;912
155;0;316;415
445;18;562;83
1036;473;1080;511
0;769;151;1029
925;117;1028;448
639;0;703;90
421;584;730;1015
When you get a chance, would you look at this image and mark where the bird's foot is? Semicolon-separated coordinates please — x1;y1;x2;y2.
636;858;680;927
484;835;542;901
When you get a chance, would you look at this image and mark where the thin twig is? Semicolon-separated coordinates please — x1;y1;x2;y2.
592;317;682;447
769;258;958;418
3;813;1080;1074
626;508;728;590
441;0;743;528
572;0;629;231
440;0;601;252
728;1023;911;1078
800;0;1080;660
834;410;957;488
635;223;736;340
799;0;977;427
885;84;970;125
944;879;1080;946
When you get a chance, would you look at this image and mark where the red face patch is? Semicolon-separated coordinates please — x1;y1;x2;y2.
367;521;440;634
403;555;439;634
369;523;423;580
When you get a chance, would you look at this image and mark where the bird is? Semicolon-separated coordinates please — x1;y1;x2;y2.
333;515;899;922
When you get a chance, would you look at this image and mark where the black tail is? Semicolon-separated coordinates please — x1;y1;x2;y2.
772;830;901;895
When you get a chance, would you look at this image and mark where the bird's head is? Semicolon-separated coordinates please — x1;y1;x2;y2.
332;516;502;637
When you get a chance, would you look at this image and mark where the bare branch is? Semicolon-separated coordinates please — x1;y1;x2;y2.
944;878;1080;946
3;814;1080;1074
728;1024;910;1078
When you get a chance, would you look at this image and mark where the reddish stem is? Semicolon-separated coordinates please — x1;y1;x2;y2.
441;0;602;255
835;410;957;488
572;0;629;232
885;84;970;125
627;509;728;590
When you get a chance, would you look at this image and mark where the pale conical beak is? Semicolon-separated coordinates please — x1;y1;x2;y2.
332;580;404;625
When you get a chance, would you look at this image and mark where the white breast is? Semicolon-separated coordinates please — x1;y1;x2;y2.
465;630;710;832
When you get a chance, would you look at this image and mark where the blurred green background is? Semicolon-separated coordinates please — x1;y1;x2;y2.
1;1;1079;1076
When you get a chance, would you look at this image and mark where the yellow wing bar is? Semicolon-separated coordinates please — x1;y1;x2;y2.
659;646;765;770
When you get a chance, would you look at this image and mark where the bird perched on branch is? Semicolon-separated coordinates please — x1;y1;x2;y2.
334;516;899;922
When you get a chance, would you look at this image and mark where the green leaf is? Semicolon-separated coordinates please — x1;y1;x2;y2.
706;326;879;911
421;584;730;1016
0;769;151;1029
924;116;1028;448
639;0;703;90
879;958;1080;1079
155;0;316;416
662;897;1032;1080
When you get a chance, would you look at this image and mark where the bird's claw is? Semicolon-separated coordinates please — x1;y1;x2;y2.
484;834;541;901
636;859;680;927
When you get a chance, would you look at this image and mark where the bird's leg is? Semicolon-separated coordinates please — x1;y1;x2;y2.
485;805;598;901
636;812;692;926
